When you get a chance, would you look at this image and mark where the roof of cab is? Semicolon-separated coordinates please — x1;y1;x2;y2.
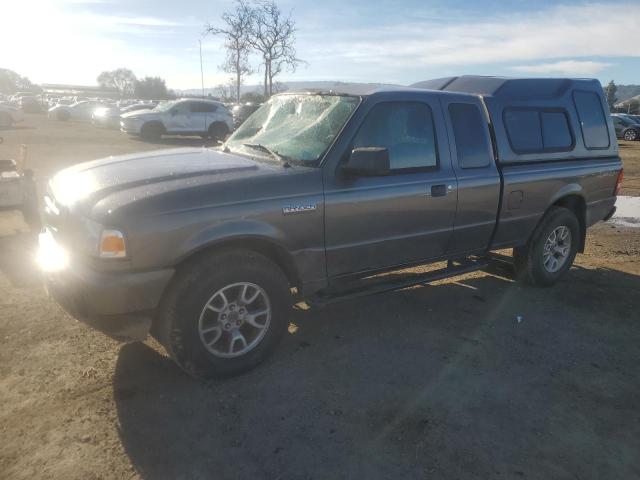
411;75;602;100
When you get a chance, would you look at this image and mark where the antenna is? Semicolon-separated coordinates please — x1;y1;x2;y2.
199;39;205;99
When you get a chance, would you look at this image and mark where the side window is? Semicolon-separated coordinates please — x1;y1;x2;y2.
352;102;438;170
573;91;610;149
504;109;574;153
191;102;217;113
504;110;543;152
541;112;572;150
448;103;491;168
171;102;190;115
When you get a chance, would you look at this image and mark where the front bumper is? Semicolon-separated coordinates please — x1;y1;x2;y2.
40;233;174;341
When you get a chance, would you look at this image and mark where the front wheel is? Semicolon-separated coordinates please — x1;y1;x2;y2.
140;122;164;141
154;249;292;378
514;206;580;286
623;129;638;141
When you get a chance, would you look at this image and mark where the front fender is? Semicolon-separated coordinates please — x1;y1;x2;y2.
176;219;289;263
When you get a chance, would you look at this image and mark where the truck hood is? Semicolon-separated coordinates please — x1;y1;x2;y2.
49;147;268;213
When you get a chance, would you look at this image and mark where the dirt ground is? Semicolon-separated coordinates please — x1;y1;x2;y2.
1;114;639;480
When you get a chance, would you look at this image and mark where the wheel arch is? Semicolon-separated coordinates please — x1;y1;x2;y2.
546;192;587;252
141;120;166;133
175;234;300;289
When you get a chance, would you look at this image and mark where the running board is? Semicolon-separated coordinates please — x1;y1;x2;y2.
311;257;489;306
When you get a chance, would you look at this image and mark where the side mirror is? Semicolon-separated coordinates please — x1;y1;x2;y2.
341;147;390;177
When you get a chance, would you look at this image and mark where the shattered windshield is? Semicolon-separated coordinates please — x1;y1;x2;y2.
225;94;360;164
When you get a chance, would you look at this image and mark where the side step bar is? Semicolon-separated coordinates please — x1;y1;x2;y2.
311;257;489;306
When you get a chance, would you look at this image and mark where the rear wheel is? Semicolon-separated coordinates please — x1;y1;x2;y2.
623;129;638;141
154;249;292;378
140;122;164;141
514;206;580;286
207;122;229;142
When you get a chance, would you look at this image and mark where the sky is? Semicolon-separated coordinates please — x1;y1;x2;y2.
2;0;639;90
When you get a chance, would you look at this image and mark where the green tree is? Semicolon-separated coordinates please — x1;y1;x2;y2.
134;76;169;99
605;80;618;112
0;68;39;94
97;68;137;98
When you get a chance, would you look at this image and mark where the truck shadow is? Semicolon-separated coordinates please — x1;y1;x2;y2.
113;265;640;479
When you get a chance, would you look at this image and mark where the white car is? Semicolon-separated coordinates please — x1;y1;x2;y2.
120;99;233;141
0;105;25;128
48;101;103;121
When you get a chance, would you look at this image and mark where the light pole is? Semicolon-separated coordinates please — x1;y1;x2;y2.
199;39;205;99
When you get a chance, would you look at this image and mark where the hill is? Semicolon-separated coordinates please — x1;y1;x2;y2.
178;80;399;97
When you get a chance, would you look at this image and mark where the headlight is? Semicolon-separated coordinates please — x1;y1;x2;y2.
37;229;69;272
99;230;127;258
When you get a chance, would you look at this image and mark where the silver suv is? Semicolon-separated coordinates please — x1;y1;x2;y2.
120;99;234;141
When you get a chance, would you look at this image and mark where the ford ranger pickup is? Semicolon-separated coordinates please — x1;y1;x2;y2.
38;76;623;378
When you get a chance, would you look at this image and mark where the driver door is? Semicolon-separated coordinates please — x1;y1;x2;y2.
323;95;458;279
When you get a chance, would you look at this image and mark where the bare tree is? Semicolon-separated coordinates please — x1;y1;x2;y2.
97;68;137;98
249;1;302;98
206;0;253;103
214;78;236;102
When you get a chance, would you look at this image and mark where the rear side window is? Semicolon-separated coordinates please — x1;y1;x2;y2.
353;102;438;171
504;110;543;152
573;91;610;149
504;109;573;153
448;103;491;168
541;112;572;150
191;102;217;113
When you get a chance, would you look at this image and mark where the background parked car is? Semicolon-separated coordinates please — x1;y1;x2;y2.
231;103;261;129
92;103;156;128
622;114;640;125
611;113;640;141
0;104;25;128
18;96;42;113
120;98;233;141
49;100;104;121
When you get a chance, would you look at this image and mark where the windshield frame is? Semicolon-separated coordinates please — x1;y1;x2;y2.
223;92;362;168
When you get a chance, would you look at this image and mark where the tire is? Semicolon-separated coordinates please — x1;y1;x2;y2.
208;122;229;142
623;129;638;141
154;249;292;378
140;122;164;141
0;112;13;128
513;206;580;287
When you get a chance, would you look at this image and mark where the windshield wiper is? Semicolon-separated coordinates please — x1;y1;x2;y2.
243;143;291;167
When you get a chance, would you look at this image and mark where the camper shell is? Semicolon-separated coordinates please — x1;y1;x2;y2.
412;76;618;164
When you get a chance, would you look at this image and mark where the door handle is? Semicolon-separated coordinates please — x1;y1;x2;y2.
430;184;447;197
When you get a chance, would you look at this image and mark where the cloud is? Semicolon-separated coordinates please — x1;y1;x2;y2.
509;60;613;75
299;3;640;69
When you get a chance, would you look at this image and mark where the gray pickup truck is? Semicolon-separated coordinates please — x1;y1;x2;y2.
39;76;623;378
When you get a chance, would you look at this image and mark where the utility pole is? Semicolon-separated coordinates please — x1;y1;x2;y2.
199;39;205;98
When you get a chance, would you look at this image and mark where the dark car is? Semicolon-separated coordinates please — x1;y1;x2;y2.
624;114;640;125
231;103;260;129
38;76;622;378
611;114;640;141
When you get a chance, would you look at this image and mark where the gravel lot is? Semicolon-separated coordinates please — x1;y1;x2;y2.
1;114;639;480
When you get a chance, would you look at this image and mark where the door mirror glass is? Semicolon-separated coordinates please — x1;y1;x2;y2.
342;147;390;176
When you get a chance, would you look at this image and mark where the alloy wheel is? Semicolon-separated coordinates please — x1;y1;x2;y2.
542;226;572;273
197;282;271;358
